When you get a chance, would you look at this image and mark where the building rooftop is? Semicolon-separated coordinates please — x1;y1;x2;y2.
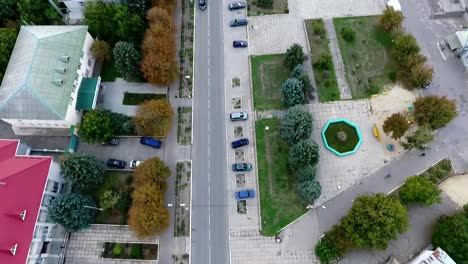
0;140;52;264
0;26;88;120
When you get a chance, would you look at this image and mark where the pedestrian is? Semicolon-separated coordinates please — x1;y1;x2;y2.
385;174;391;179
420;153;426;157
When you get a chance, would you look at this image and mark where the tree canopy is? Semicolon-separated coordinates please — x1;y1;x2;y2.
297;179;321;203
48;193;96;231
133;157;171;190
401;124;433;151
297;165;317;182
383;113;409;139
393;33;421;66
414;96;457;129
91;40;111;62
432;211;468;263
134;99;174;137
113;41;141;80
60;153;105;193
18;0;63;25
399;176;441;205
280;105;313;145
281;78;304;108
288;140;320;170
340;194;409;250
79;109;115;143
0;28;17;84
380;6;404;32
283;43;304;70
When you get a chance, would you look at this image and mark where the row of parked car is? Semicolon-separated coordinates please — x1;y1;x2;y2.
103;136;162;169
198;0;247;11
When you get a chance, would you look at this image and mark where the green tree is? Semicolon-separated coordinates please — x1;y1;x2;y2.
379;6;404;32
18;0;62;25
297;165;317;182
401;125;433;151
432;212;468;263
292;64;304;79
79;109;114;143
99;190;121;210
414;96;457;129
315;225;353;263
340;194;409;250
0;28;17;83
393;33;420;66
340;26;355;42
297;179;321;202
48;193;96;231
315;237;341;264
279;105;313;145
281;78;304;107
410;63;433;88
257;0;273;8
91;40;112;62
284;43;304;70
399;176;441;205
0;0;19;23
113;41;141;80
382;113;409;139
134;99;174;137
60;153;105;193
289;140;320;169
292;64;311;92
123;0;150;17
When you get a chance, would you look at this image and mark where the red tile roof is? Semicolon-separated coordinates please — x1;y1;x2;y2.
0;140;52;264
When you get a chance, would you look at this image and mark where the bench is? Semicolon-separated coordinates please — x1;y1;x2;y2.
373;125;380;141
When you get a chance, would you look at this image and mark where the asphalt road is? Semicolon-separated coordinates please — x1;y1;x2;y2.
191;1;230;264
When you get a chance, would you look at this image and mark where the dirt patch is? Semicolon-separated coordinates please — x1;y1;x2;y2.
234;126;243;138
232;98;242;109
440;174;468;206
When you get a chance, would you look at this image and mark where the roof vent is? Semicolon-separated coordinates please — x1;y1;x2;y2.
10;244;17;256
58;56;70;63
20;210;27;221
52;79;64;86
55;68;67;74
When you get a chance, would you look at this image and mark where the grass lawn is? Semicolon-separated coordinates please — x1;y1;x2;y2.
324;122;360;153
100;60;122;82
122;93;167;105
92;170;133;225
247;0;289;16
334;16;397;99
256;118;306;235
305;19;340;102
251;55;290;110
420;158;453;183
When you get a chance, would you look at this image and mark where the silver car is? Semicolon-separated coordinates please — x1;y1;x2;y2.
230;111;248;121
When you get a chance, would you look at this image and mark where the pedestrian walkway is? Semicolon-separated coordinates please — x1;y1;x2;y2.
323;19;352;99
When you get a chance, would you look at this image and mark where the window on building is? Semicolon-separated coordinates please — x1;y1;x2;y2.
46;180;60;193
41;194;55;207
75;74;79;81
85;69;89;77
80;51;84;59
34;257;43;264
87;58;92;67
77;63;82;70
41;226;49;240
38;210;48;222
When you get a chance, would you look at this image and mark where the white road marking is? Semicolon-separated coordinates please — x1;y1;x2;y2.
207;5;212;264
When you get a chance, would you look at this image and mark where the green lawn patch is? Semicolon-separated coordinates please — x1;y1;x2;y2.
100;60;121;82
256;118;306;235
247;0;289;16
419;158;453;183
92;170;133;225
122;93;167;105
324;122;360;153
305;19;340;102
333;16;397;99
251;54;290;110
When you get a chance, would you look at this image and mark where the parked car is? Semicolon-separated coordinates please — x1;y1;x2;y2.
140;137;162;149
231;138;249;149
107;159;126;169
101;137;120;146
199;0;207;10
233;40;248;48
229;111;248;121
228;1;246;10
230;18;248;27
130;160;142;169
235;189;255;200
232;163;253;171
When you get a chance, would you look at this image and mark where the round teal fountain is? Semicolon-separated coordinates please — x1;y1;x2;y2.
321;119;363;156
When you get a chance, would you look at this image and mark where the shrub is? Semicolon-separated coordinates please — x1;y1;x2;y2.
99;190;121;210
409;63;433;88
383;113;409;139
297;179;321;202
289;140;320;169
340;26;355;42
388;71;397;82
130;244;143;259
291;64;305;79
315;237;341;264
113;41;141;80
393;33;420;66
380;6;404;32
281;78;305;107
399;176;441;205
297;165;317;182
280;105;313;145
113;244;123;256
336;131;347;142
283;43;304;70
314;52;333;70
414;96;457;129
401;125;433;151
312;20;326;38
257;0;273;8
366;82;380;96
91;40;111;62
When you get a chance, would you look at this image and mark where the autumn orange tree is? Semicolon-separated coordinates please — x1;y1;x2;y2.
141;7;178;85
128;157;171;238
134;99;174;137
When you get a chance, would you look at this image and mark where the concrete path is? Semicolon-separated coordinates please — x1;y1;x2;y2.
323;19;352;99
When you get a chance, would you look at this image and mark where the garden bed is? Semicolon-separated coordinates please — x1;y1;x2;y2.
334;16;397;99
324;121;360;153
177;107;192;145
256;118;306;235
251;54;290;110
92;171;133;225
305;19;340;102
102;242;158;260
247;0;289;16
175;161;191;237
179;0;195;98
419;158;453;183
122;93;167;105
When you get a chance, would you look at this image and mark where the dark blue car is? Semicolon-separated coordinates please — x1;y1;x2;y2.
140;137;162;149
231;138;249;149
233;40;248;48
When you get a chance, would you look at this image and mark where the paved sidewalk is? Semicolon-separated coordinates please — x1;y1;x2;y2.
323;19;352;99
289;0;384;19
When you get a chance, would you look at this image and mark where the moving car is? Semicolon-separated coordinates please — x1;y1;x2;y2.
199;0;207;10
231;138;249;149
228;1;246;10
130;160;142;169
102;137;120;146
140;137;162;149
233;40;248;48
229;111;248;121
230;18;248;27
235;189;255;200
232;163;253;171
107;159;126;169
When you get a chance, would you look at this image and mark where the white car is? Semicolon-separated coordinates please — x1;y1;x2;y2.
130;160;142;169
